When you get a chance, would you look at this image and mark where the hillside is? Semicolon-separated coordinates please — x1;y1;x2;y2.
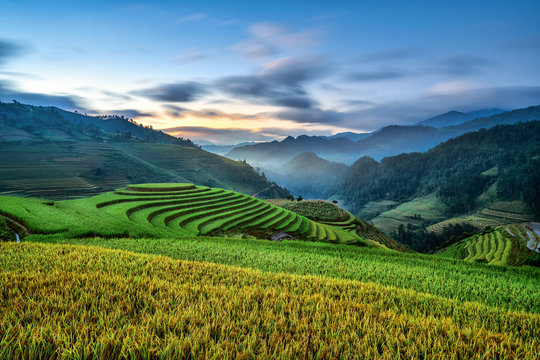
334;121;540;251
266;152;348;199
0;183;370;246
226;105;540;167
0;100;193;145
439;223;540;266
268;198;409;251
0;101;287;199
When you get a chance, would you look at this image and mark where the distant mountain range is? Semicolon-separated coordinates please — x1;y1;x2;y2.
201;142;259;156
225;106;540;169
415;108;505;128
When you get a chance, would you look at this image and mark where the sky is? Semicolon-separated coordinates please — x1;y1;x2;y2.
1;0;539;144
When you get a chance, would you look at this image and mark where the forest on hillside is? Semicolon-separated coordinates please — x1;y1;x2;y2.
336;121;540;218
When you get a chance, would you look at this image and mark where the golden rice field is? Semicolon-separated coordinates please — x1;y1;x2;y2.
1;242;539;359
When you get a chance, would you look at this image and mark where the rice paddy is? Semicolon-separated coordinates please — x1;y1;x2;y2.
439;223;540;266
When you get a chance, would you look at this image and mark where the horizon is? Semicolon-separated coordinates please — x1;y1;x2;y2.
1;0;539;144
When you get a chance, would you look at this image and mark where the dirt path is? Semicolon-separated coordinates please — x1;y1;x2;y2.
251;183;276;198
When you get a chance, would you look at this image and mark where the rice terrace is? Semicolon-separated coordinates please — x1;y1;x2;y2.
1;1;540;359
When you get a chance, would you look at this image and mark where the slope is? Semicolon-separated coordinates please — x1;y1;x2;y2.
0;183;363;245
0;101;287;199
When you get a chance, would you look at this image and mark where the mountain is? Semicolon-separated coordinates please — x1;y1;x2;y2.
265;152;348;198
202;142;259;156
0;101;289;199
0;100;194;145
416;108;505;128
227;135;356;169
322;131;372;141
333;120;540;251
226;106;540;168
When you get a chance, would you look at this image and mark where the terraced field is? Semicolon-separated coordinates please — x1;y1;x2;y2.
439;223;540;266
427;201;534;235
0;183;361;245
103;184;360;243
369;194;447;234
266;199;408;251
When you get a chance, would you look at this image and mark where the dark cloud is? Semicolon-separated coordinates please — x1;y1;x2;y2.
163;104;188;117
162;126;257;135
347;67;409;82
108;109;153;118
166;107;265;120
276;108;345;124
0;39;25;65
438;56;495;76
216;57;328;108
135;81;206;102
0;80;83;109
100;90;132;101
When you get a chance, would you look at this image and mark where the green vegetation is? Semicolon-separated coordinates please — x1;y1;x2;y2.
439;223;540;266
267;199;407;251
369;193;447;234
0;183;362;244
1;242;538;359
336;121;540;251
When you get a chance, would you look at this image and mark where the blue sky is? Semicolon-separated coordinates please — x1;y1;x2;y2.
1;0;539;144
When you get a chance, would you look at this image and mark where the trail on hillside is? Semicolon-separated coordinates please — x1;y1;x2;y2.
252;183;276;198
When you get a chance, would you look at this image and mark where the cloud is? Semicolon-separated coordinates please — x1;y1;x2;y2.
163;104;188;117
161;125;279;144
0;39;25;65
427;81;479;95
216;56;328;108
276;108;345;124
164;107;266;121
173;48;206;64
438;56;495;76
232;39;278;60
233;22;320;60
347;67;409;82
339;85;540;131
135;81;207;102
0;80;84;109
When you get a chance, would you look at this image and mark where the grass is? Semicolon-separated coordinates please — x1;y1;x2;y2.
35;236;540;314
1;241;539;359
